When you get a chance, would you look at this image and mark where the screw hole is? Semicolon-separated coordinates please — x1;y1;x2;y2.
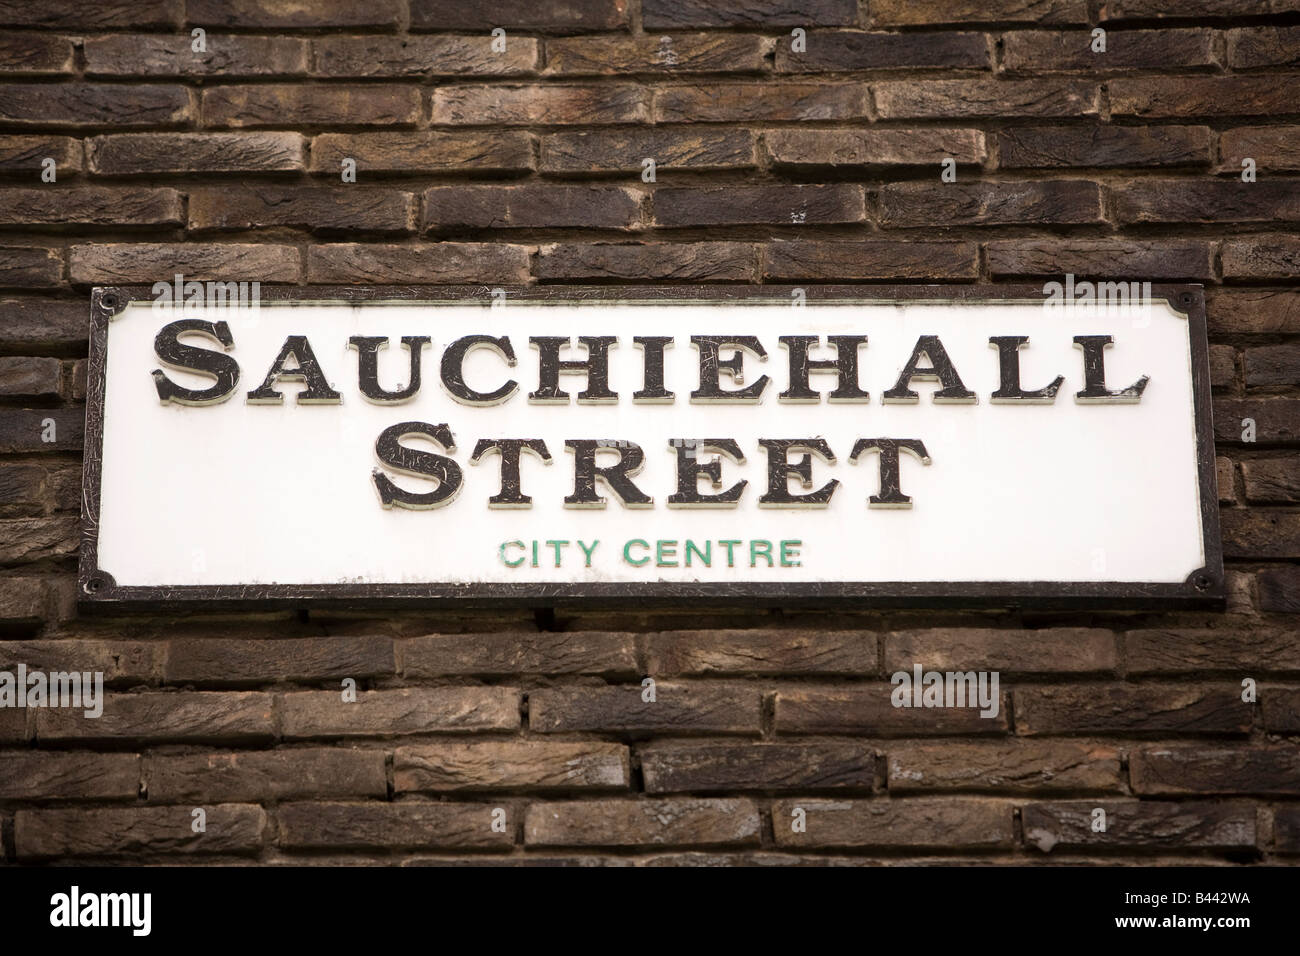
1194;574;1211;591
100;292;119;312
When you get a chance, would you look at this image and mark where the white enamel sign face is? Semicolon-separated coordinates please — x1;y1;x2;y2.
86;291;1217;603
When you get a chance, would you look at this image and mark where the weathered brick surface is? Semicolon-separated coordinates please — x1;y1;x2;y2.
36;692;275;745
887;741;1122;793
525;798;761;847
772;798;1014;849
1022;801;1256;852
0;752;140;801
640;742;876;793
530;683;761;734
0;1;1296;868
278;801;512;850
395;741;629;792
1013;685;1250;735
145;749;387;803
15;804;266;858
280;687;520;739
401;631;637;677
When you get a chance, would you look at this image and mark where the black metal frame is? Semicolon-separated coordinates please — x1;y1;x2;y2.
78;283;1224;612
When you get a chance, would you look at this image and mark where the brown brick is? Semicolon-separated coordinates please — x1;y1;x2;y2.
1228;26;1300;68
1244;458;1300;503
879;180;1102;227
1245;345;1300;388
166;636;396;686
1100;0;1300;19
190;185;413;234
526;798;760;847
1112;76;1300;118
767;128;986;169
0;638;164;684
1262;686;1300;732
402;631;637;678
410;0;628;31
0;83;190;128
36;691;274;744
541;129;756;174
1022;801;1256;852
772;797;1014;848
1113;180;1300;224
279;687;520;739
1221;510;1300;558
645;629;875;676
643;0;855;27
1276;807;1300;852
764;240;979;280
1218;127;1300;174
0;136;81;175
0;460;79;512
146;749;387;802
998;125;1211;168
888;740;1121;793
0;705;30;742
1214;398;1300;445
395;741;629;792
641;742;876;793
656;83;868;122
1131;745;1300;795
1259;567;1300;613
530;683;760;735
204;85;420;128
85;34;308;76
654;184;865;227
0;577;46;625
313;36;538;77
311;131;534;175
307;243;529;284
423;184;640;230
433;85;649;126
279;801;512;850
1126;628;1300;674
1014;684;1250;736
0;246;61;287
775;686;1008;735
1209;344;1237;389
872;0;1086;25
875;79;1096;119
188;0;401;28
88;131;304;176
537;242;755;281
0;516;76;564
0;187;182;228
0;33;75;74
0;356;61;399
776;31;989;72
0;753;139;801
886;627;1116;675
16;804;265;859
986;239;1213;279
547;34;766;75
69;243;300;284
0;409;83;453
0;1;176;29
1003;29;1215;72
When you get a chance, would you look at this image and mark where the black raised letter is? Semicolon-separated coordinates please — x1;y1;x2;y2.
666;438;747;508
246;335;341;404
690;335;770;403
349;336;430;404
470;438;552;508
882;335;976;404
779;335;869;403
564;439;652;509
849;438;931;509
1073;335;1149;403
757;438;838;508
530;337;618;404
440;334;518;406
152;319;240;406
372;422;463;510
988;336;1064;403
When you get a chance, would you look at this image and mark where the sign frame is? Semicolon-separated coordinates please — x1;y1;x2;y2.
78;283;1223;612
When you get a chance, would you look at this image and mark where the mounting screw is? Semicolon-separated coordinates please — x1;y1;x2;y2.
84;574;106;594
99;291;119;313
1179;292;1195;306
1193;573;1212;591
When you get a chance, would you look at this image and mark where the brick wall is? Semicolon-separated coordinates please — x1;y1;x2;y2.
0;0;1298;865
